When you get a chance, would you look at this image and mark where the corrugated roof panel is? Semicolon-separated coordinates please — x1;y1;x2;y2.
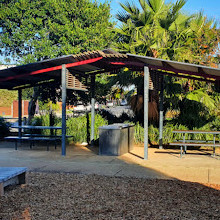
0;49;220;90
167;62;198;73
127;53;220;79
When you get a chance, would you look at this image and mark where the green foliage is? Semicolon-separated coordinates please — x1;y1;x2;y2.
149;124;159;144
66;116;87;143
185;89;215;110
39;100;60;111
133;117;220;145
30;114;50;135
0;117;10;138
30;113;108;143
0;0;115;63
115;0;219;63
0;89;17;107
162;123;188;144
134;122;144;143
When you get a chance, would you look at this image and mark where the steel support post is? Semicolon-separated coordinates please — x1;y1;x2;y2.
90;75;95;146
144;66;149;160
159;74;164;149
61;65;67;156
18;89;22;138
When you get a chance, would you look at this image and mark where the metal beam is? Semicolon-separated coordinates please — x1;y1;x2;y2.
90;75;95;146
107;61;145;67
159;74;164;149
148;65;220;80
160;71;215;83
61;65;67;156
18;89;22;139
0;57;103;83
144;66;149;160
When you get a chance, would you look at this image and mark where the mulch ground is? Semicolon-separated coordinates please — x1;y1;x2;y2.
0;172;219;220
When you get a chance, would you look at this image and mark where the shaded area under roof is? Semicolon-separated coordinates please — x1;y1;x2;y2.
0;49;220;90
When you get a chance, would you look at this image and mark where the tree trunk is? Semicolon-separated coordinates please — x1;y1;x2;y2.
27;87;39;125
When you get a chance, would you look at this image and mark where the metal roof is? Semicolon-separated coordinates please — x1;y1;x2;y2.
0;49;130;90
128;54;220;82
0;49;219;90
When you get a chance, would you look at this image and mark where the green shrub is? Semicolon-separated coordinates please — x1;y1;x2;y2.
31;114;50;135
134;122;144;144
162;123;188;144
65;116;87;143
133;122;189;145
0;117;10;138
30;113;108;144
149;125;159;144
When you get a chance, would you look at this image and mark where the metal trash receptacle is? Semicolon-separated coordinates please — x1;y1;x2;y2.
99;123;134;156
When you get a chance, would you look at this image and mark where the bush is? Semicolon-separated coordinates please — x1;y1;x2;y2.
134;122;144;144
133;122;189;145
162;123;188;144
30;113;108;144
0;117;10;138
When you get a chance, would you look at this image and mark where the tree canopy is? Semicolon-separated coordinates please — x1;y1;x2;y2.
0;0;115;63
114;0;219;65
111;0;220;127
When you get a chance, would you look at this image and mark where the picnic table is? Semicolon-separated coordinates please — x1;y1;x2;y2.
5;125;62;151
169;130;220;158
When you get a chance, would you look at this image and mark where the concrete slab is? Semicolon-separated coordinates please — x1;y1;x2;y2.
0;141;219;184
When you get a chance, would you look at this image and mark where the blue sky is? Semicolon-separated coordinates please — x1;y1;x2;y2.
98;0;220;21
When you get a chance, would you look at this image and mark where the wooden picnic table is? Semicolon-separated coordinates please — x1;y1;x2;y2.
169;130;220;157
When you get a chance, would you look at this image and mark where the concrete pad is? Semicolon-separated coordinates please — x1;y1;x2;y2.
0;141;219;184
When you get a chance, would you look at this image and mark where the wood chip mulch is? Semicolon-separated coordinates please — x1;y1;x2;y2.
0;172;219;220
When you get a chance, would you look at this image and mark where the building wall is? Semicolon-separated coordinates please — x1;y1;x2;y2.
0;106;11;116
12;100;29;118
0;100;29;117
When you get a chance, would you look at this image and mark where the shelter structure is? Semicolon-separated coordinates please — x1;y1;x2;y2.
0;49;220;159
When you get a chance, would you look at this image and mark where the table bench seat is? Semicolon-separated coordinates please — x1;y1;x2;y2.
0;167;27;196
171;130;220;158
4;136;60;151
169;142;220;147
169;141;220;157
23;134;73;138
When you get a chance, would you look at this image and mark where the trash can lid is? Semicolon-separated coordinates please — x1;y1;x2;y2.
99;123;133;130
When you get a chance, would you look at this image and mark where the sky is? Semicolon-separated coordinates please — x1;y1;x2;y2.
98;0;220;21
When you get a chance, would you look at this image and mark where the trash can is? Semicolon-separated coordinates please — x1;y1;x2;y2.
99;123;134;156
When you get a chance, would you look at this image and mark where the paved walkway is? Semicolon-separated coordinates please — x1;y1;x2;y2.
0;142;219;184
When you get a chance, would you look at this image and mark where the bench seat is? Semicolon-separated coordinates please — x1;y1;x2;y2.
4;136;60;151
23;134;73;138
169;142;220;147
0;167;27;196
169;142;220;157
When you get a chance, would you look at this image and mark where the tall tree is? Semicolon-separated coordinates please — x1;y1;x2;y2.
0;0;115;121
113;0;220;126
114;0;219;63
0;0;115;63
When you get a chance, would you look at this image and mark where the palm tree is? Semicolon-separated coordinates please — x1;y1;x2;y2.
114;0;220;127
115;0;190;59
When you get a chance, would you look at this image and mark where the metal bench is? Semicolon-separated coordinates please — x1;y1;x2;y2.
4;136;60;151
0;167;27;196
169;141;220;157
170;130;220;158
